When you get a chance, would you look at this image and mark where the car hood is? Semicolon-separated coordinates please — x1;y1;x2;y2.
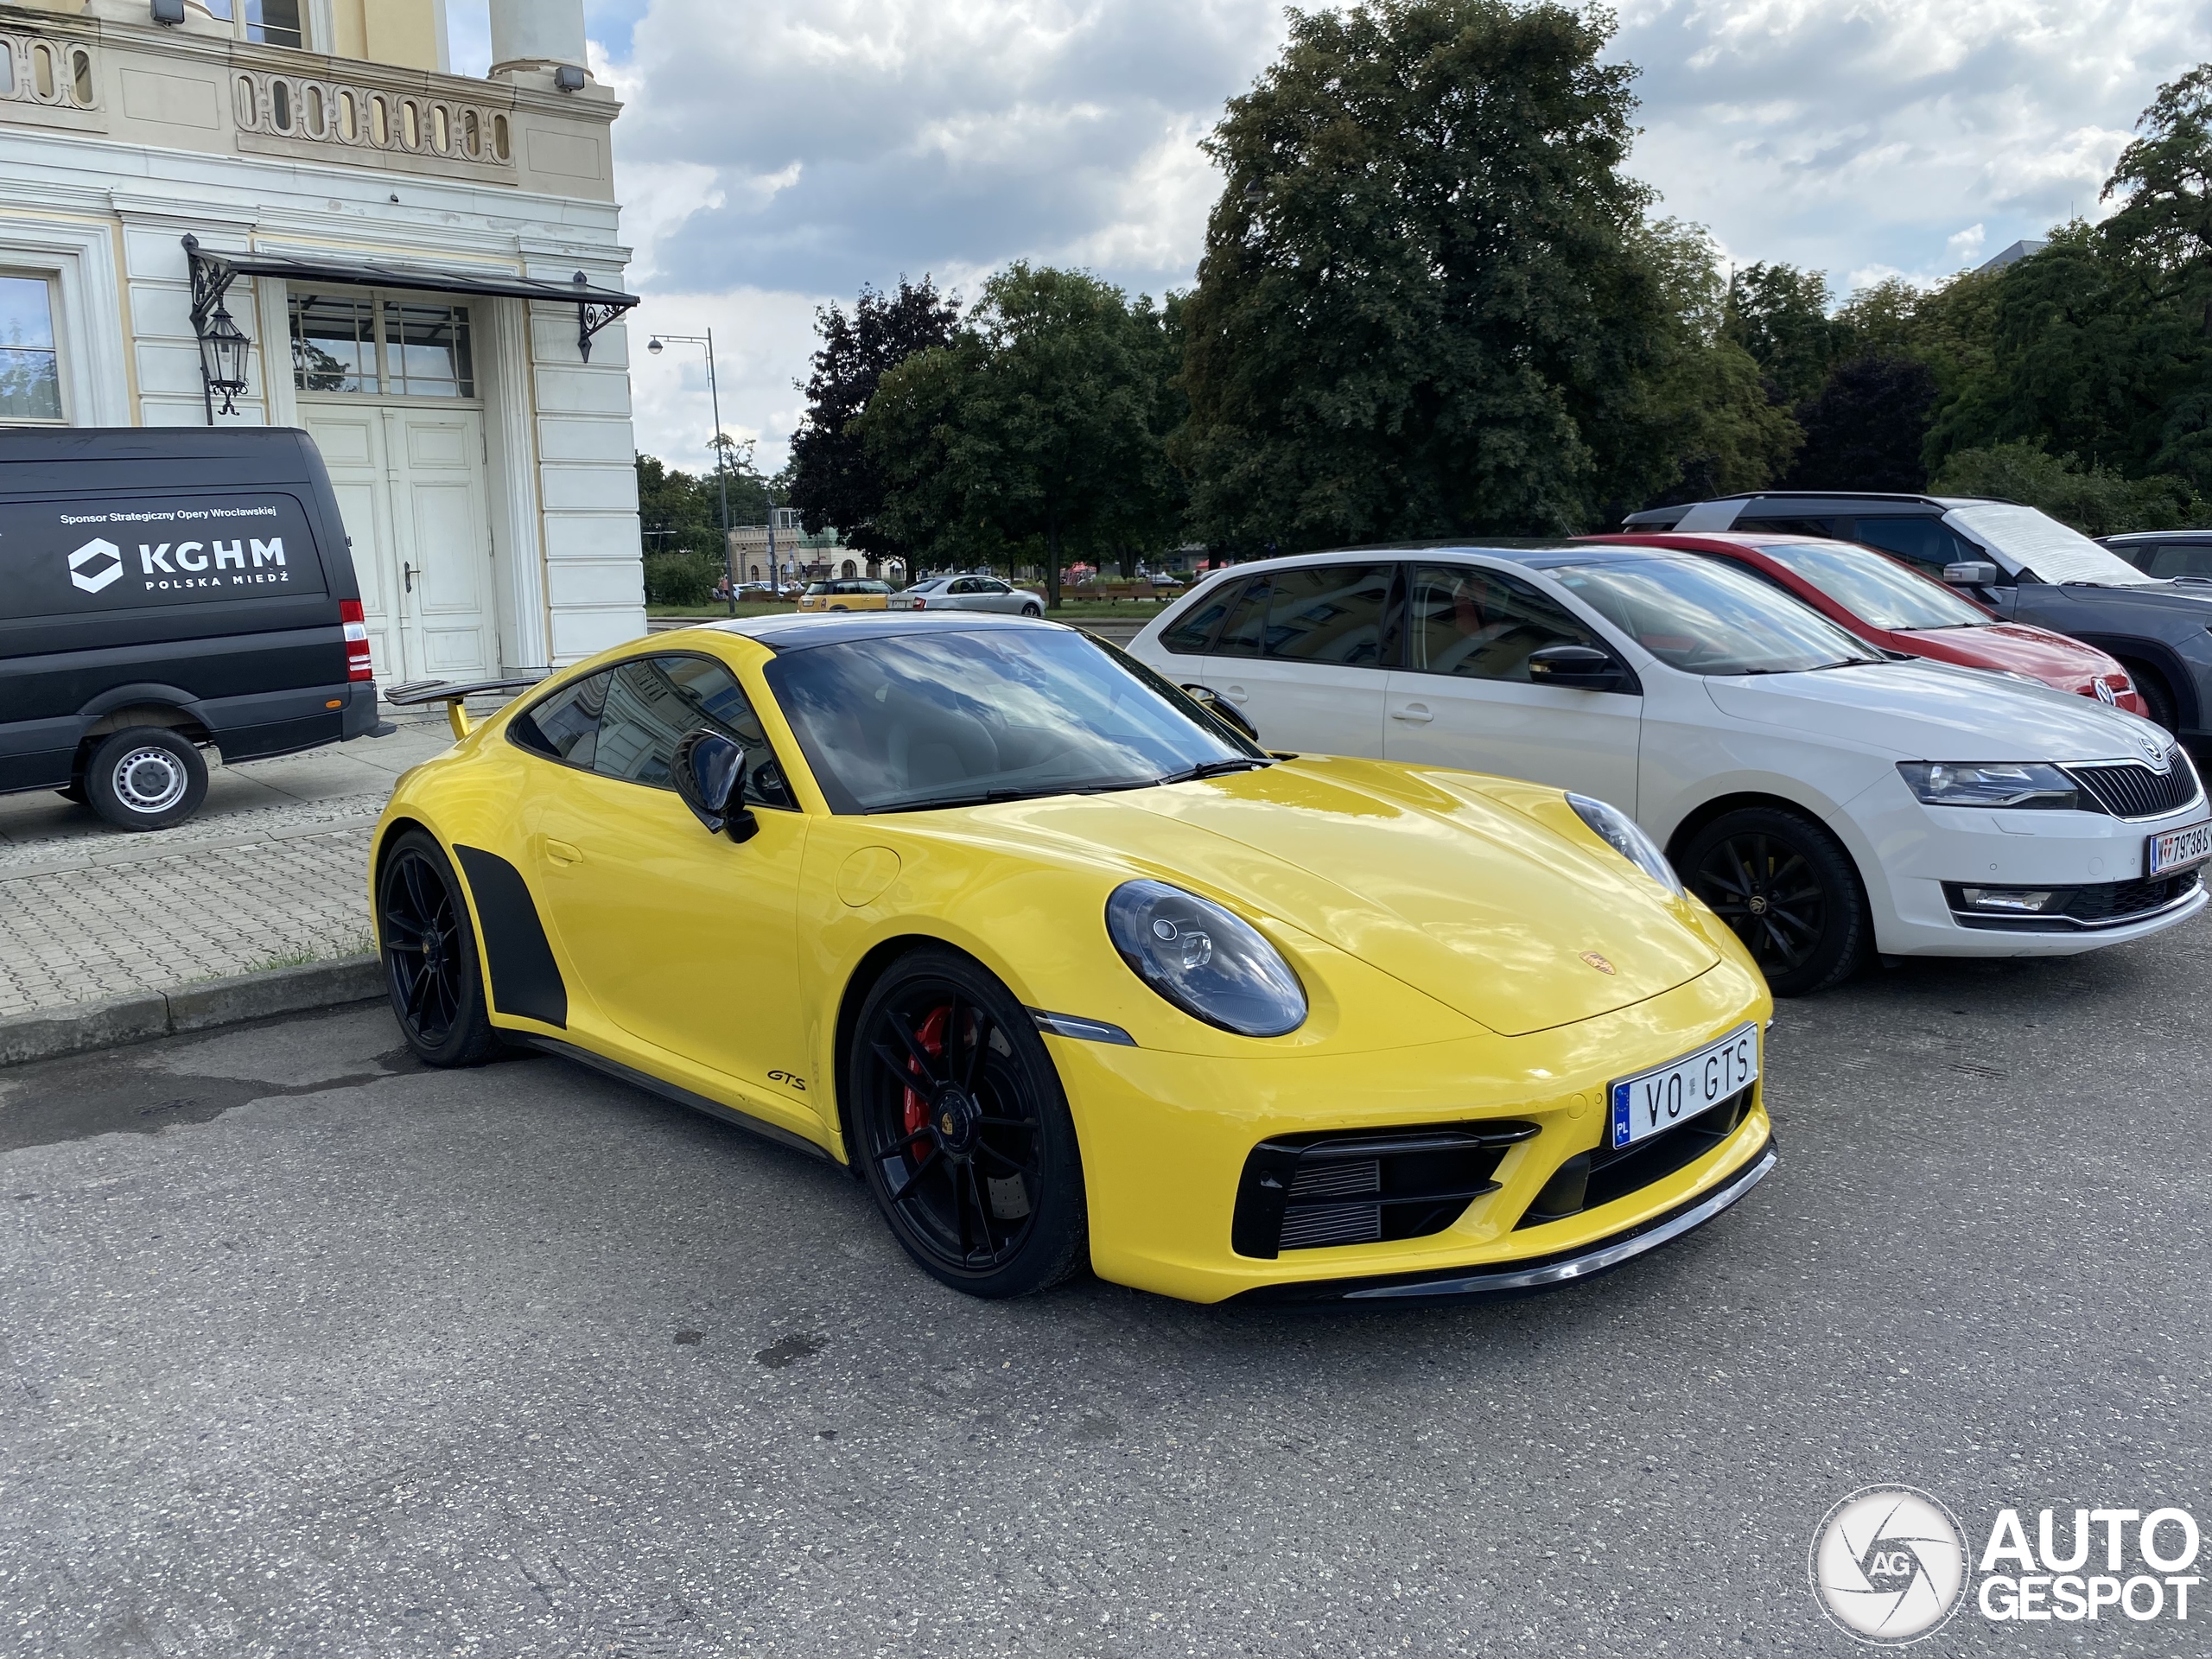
962;759;1720;1038
1891;623;2119;685
1702;659;2164;761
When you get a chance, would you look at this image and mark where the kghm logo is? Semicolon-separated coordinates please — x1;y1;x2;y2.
67;537;123;594
1810;1485;1969;1644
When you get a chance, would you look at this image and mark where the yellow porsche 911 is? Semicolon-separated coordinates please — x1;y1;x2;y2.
371;614;1775;1304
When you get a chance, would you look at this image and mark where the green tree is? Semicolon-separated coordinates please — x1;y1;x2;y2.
1929;442;2203;534
1176;0;1713;547
860;264;1179;607
1721;263;1845;404
635;453;717;557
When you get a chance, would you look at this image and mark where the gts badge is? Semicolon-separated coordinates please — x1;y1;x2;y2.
767;1070;808;1093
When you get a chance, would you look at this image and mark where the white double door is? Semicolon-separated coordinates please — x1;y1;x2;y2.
307;402;497;684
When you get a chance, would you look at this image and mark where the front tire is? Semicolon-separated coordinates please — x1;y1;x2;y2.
1021;602;1043;618
2124;661;2178;733
85;728;207;831
848;948;1087;1298
378;830;500;1066
1680;806;1868;996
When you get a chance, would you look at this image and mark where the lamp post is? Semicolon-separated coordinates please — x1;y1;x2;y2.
646;331;735;614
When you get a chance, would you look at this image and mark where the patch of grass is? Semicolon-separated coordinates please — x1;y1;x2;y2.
647;601;795;619
208;928;377;981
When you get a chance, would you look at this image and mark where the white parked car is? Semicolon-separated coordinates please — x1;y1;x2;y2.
888;574;1045;616
1128;545;2209;994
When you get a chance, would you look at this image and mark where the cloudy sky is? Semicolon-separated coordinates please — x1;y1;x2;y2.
449;1;2211;481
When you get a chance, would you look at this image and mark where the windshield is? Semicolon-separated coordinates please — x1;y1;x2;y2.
1551;558;1885;675
765;627;1263;812
1945;503;2163;588
1757;542;1992;631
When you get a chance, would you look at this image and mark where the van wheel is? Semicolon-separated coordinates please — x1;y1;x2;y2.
85;728;207;831
1680;806;1868;997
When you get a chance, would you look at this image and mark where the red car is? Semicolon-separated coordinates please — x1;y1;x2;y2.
1598;532;2148;717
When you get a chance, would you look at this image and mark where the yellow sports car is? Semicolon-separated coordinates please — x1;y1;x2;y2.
371;615;1775;1303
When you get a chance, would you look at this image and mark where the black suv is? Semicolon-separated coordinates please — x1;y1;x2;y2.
0;427;379;830
1624;492;2212;734
2101;530;2212;583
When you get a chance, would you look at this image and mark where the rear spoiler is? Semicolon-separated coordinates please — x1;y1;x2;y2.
385;676;545;740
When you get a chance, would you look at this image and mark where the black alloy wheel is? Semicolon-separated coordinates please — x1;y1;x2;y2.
378;829;500;1066
849;948;1087;1297
1680;806;1869;997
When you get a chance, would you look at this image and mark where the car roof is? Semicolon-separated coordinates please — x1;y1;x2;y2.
2104;531;2212;543
1184;541;1692;579
700;611;1065;652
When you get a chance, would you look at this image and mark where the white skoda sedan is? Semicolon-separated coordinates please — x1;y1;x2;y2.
1128;545;2209;995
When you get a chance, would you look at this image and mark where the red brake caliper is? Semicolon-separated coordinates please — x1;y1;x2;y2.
902;1006;950;1154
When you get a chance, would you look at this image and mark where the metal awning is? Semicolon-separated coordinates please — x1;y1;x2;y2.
182;236;639;362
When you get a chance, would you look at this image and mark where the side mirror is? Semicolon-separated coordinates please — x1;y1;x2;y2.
672;728;760;843
1527;644;1626;691
1944;561;1999;587
1180;683;1261;743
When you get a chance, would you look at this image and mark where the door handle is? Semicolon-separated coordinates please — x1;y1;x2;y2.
404;562;416;594
1224;684;1249;703
543;838;582;867
1390;703;1434;724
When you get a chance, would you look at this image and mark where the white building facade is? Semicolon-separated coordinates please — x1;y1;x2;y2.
0;0;645;678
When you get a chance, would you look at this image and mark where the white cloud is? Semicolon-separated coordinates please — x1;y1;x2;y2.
1946;223;1986;266
592;0;2210;472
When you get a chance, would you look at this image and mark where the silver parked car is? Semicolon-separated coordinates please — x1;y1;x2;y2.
887;574;1044;616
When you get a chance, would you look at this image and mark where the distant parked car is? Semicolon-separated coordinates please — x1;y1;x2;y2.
1624;492;2212;735
1602;531;2146;715
795;578;895;613
887;575;1045;616
2099;531;2212;582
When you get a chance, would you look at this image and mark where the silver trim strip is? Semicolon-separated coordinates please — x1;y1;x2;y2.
1951;878;2205;932
1027;1008;1138;1046
1343;1145;1777;1300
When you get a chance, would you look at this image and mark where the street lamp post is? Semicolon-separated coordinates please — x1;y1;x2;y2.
646;331;735;614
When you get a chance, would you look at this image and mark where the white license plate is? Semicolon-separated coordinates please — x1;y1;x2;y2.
2147;818;2212;875
1609;1024;1760;1151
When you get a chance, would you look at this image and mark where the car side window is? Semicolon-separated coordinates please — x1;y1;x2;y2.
590;654;798;809
1213;576;1274;658
1744;517;1838;538
1847;517;1976;579
509;671;612;767
2148;543;2212;580
982;579;1011;594
949;577;977;594
1160;577;1245;655
1406;564;1598;681
1263;564;1398;666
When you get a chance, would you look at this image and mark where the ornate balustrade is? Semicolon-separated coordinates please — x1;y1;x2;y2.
0;24;99;113
229;62;514;172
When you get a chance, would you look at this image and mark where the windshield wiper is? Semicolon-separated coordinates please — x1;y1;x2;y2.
1153;757;1274;785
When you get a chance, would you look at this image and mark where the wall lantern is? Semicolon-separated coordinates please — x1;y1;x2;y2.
181;235;254;422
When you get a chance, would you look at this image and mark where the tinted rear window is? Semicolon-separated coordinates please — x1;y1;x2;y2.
0;491;327;621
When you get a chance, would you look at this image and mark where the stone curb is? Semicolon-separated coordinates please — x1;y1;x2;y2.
0;955;384;1068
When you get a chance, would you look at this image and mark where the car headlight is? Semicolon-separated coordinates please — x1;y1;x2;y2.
1104;880;1306;1037
1567;793;1685;898
1897;761;2079;810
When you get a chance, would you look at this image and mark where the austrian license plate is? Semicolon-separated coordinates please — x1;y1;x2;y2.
2147;819;2212;876
1609;1024;1760;1152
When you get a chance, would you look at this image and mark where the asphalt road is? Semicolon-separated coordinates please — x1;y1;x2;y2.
3;920;2209;1657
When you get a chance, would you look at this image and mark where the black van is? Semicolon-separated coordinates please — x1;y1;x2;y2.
0;427;379;830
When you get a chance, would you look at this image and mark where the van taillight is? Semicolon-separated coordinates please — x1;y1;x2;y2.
340;600;374;683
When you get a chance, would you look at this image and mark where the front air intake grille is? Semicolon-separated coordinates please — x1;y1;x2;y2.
1515;1086;1754;1230
2065;756;2202;820
1231;1122;1539;1258
1945;871;2201;931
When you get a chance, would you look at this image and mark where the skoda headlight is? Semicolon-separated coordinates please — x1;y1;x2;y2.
1567;793;1685;898
1105;880;1307;1037
1897;761;2078;810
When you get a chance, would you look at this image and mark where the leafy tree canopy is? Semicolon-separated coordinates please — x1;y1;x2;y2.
786;277;960;560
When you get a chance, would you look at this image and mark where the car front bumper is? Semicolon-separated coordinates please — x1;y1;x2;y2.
1850;780;2210;956
1045;957;1775;1304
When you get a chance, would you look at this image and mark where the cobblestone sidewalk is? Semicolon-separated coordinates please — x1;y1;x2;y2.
0;712;454;1018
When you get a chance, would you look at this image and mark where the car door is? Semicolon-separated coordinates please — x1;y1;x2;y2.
1382;562;1643;810
514;652;817;1135
976;578;1024;613
1201;563;1396;754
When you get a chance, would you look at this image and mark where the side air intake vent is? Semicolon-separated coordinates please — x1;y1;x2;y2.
1232;1122;1538;1258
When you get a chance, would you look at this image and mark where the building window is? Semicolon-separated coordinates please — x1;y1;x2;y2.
0;275;65;423
291;294;378;393
290;293;476;400
198;0;306;50
385;302;474;398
